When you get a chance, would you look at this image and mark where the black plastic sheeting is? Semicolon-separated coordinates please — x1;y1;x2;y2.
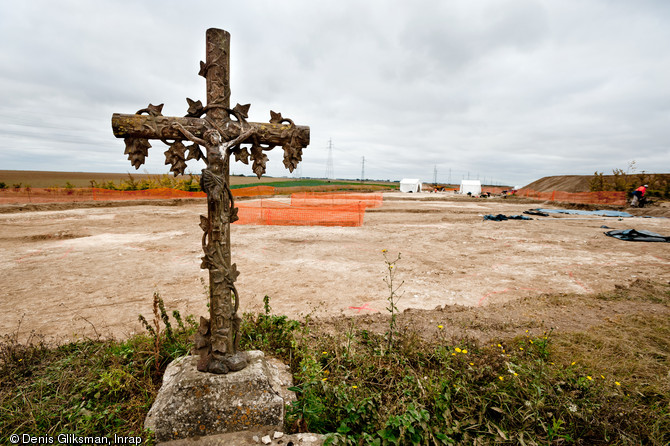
523;209;549;217
604;229;670;242
483;214;533;221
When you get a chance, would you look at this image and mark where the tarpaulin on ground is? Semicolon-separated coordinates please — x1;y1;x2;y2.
523;209;549;217
604;229;670;242
483;214;532;221
531;208;633;217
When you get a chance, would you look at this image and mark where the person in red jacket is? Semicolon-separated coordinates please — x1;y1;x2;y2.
631;184;649;207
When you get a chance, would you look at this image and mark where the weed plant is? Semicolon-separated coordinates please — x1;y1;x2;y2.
0;294;196;442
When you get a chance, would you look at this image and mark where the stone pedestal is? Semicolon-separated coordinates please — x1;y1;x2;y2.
145;351;295;442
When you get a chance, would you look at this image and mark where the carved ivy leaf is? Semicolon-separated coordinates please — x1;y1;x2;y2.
232;147;250;165
229;206;239;223
269;110;283;124
135;103;164;117
164;140;188;176
201;245;216;269
250;145;268;179
124;137;151;169
227;263;240;285
198;60;208;78
186;98;204;117
185;143;203;161
149;103;164;116
199;215;210;233
282;144;303;173
232;103;251;119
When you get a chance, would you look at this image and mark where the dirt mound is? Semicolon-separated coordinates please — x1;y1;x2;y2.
522;175;591;193
523;173;670;193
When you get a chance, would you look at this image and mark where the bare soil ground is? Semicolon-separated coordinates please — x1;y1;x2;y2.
1;192;668;343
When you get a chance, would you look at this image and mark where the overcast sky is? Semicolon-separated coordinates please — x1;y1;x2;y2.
1;0;668;187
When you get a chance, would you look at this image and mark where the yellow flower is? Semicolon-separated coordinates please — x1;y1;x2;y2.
390;265;394;269
462;349;468;354
452;353;456;356
497;344;502;348
455;347;462;353
514;373;518;376
437;325;443;329
571;361;576;366
322;351;328;355
519;347;524;351
322;378;328;381
525;330;529;333
615;382;621;386
601;375;605;379
587;376;592;381
382;249;387;253
352;385;358;389
529;340;534;344
469;362;474;366
498;376;504;381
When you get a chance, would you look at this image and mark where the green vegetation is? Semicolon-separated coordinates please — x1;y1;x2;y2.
91;173;202;192
1;282;668;444
590;162;670;199
0;293;197;443
230;179;397;190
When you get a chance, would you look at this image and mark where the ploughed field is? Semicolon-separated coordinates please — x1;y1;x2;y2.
1;192;669;341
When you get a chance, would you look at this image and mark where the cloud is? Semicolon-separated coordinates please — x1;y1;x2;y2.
0;0;668;186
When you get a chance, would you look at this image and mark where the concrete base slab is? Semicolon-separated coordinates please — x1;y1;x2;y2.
145;351;296;442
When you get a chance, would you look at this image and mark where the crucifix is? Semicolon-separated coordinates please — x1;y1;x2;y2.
111;28;310;374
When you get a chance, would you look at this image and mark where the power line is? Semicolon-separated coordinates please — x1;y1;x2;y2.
325;138;334;179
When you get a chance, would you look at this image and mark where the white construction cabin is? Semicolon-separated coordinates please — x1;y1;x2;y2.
399;178;422;193
459;180;481;195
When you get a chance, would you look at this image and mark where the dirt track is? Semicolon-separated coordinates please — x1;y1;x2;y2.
1;192;669;342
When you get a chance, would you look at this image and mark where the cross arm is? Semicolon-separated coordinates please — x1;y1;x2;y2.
111;113;309;146
111;113;310;176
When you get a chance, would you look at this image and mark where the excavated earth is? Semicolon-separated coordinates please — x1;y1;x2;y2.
1;192;669;344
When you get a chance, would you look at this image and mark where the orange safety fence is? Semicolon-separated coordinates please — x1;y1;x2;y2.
231;185;276;197
91;188;206;201
0;186;282;204
0;188;97;204
290;192;383;208
234;199;365;227
515;189;627;206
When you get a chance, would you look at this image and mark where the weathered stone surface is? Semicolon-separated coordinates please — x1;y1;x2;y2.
145;351;294;442
156;431;325;446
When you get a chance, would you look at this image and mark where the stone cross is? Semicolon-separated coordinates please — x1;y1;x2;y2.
111;28;310;374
